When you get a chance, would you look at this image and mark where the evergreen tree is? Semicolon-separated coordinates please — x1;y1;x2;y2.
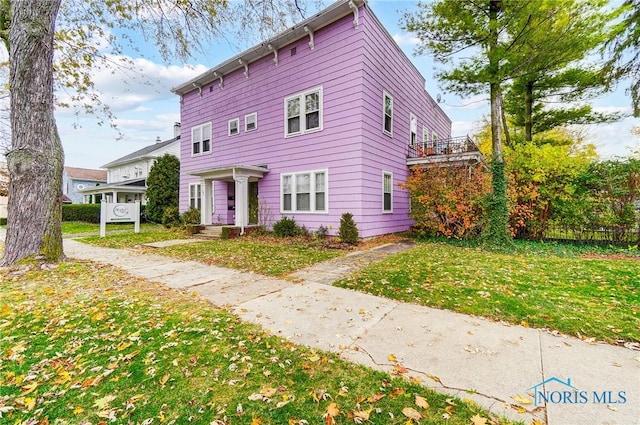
145;154;180;223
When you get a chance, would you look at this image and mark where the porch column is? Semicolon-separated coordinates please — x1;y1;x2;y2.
234;175;249;233
201;179;213;225
112;191;117;203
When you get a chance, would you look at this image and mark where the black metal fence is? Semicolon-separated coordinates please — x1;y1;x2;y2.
537;225;640;246
407;135;480;159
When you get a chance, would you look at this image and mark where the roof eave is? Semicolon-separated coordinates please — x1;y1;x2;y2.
171;0;365;96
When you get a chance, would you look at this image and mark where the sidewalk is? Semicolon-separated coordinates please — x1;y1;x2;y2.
60;238;639;425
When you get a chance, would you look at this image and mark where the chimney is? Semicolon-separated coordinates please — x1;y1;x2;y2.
173;122;181;139
156;136;161;144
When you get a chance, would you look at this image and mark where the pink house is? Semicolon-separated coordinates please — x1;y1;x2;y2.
172;0;480;238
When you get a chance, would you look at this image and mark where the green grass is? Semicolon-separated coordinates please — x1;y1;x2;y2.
0;262;517;425
81;232;347;277
61;221;164;235
80;227;188;247
334;241;640;344
150;236;344;277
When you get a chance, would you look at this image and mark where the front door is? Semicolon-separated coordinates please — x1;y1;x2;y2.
248;182;259;224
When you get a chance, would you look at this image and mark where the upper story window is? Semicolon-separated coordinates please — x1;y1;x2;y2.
422;126;431;149
285;86;323;136
192;122;212;156
383;91;393;136
410;113;417;145
281;169;327;213
228;118;240;136
245;113;257;131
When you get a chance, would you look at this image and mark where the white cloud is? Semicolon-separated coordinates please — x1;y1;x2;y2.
451;120;482;137
392;33;420;47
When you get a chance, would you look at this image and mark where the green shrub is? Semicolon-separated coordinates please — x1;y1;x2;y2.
181;207;201;226
62;204;101;223
161;206;180;228
273;216;300;237
315;225;328;239
338;212;359;244
0;217;7;226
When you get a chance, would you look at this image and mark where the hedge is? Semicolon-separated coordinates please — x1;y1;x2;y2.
62;204;102;223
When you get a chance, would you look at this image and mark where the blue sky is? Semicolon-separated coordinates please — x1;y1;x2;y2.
54;0;639;169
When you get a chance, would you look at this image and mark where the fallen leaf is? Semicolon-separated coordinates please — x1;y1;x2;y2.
415;395;429;409
93;395;116;410
511;394;532;405
425;373;442;384
402;407;422;421
367;393;385;403
392;364;409;375
159;374;170;386
470;413;487;425
250;418;263;425
388;353;399;363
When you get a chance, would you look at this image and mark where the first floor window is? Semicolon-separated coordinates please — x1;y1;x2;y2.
228;118;240;135
189;183;202;210
285;86;323;136
192;122;212;155
383;171;393;213
281;170;327;212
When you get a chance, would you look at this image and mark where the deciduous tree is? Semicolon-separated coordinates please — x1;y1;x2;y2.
0;0;317;266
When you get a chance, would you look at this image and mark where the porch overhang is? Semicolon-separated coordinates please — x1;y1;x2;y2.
189;164;269;181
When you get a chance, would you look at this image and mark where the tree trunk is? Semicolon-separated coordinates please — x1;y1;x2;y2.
1;0;64;266
499;86;512;148
524;80;533;142
484;0;512;247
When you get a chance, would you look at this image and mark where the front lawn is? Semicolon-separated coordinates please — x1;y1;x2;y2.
61;221;164;235
334;241;640;344
80;227;188;247
149;236;345;277
0;262;515;425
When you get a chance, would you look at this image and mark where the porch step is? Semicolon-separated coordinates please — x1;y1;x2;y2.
196;226;223;238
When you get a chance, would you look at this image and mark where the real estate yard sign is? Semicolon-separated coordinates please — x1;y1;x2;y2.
100;202;140;237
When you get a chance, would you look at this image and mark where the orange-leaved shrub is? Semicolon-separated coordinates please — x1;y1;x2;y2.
401;164;489;239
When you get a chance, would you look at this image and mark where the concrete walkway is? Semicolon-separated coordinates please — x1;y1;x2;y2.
51;238;640;424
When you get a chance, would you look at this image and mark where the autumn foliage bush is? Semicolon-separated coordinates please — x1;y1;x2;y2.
401;165;489;239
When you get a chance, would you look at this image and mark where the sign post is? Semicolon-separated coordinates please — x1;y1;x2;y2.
100;201;141;237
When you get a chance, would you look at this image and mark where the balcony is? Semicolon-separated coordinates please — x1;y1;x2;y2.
406;135;484;167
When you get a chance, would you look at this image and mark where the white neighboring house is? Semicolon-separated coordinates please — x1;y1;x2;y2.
81;125;181;205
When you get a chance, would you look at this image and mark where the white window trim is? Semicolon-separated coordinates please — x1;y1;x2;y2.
228;117;240;136
422;126;431;149
245;112;257;132
191;122;212;157
284;86;323;137
189;182;202;210
280;169;329;214
382;171;393;214
383;90;393;137
410;112;417;146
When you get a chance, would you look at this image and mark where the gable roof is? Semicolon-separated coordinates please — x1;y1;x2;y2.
101;137;179;169
172;0;365;96
64;166;107;182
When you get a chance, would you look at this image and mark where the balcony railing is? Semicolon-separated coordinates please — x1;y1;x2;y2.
407;135;481;159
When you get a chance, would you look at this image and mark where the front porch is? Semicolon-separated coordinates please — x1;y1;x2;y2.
190;165;269;234
406;135;484;167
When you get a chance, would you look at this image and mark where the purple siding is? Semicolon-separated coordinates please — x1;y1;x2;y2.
178;4;452;238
